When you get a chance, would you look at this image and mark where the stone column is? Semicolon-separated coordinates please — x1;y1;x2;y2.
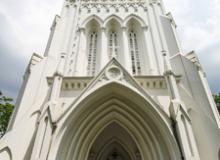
147;3;163;74
60;4;76;54
100;27;108;71
75;28;87;76
151;2;171;73
142;26;158;75
122;27;132;74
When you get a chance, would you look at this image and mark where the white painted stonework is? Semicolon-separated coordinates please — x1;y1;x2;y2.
1;0;220;159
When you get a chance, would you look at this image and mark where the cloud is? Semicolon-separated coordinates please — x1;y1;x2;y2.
0;0;63;57
0;13;26;99
0;0;219;101
0;0;63;100
164;0;220;94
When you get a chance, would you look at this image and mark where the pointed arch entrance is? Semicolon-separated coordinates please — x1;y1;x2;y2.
52;82;181;160
88;122;139;160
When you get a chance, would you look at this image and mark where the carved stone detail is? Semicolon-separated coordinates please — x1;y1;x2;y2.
105;66;123;80
80;0;147;13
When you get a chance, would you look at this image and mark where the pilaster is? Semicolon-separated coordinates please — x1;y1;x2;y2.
100;27;108;71
75;27;87;76
147;3;163;74
142;26;158;75
148;0;165;14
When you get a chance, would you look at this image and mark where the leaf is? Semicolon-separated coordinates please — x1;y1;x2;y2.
0;91;14;138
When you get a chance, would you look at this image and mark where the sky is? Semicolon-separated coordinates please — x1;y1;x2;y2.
0;0;220;101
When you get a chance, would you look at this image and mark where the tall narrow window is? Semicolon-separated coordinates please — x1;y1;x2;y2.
108;31;119;59
87;31;98;76
129;30;141;75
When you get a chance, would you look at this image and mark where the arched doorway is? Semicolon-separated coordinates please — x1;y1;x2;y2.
52;82;181;160
88;123;139;160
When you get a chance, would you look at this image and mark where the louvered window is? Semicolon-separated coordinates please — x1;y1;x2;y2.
129;30;141;75
87;31;98;76
108;31;119;59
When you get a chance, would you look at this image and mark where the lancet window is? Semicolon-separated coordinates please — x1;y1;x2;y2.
108;31;119;59
87;31;98;76
129;30;141;75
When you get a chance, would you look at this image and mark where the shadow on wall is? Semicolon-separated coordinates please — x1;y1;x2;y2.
218;149;220;160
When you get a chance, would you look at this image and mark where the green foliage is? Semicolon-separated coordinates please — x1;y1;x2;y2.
0;91;14;138
214;93;220;114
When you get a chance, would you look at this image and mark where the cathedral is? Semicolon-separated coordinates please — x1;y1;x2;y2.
1;0;220;159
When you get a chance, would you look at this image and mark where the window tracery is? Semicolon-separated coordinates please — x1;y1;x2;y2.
108;31;119;59
87;31;98;76
129;30;141;75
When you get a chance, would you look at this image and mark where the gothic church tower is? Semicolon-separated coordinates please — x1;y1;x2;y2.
1;0;220;159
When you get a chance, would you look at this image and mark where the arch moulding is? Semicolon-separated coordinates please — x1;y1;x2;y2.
48;82;181;160
81;14;104;28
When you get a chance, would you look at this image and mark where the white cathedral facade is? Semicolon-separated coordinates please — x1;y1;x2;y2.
1;0;220;159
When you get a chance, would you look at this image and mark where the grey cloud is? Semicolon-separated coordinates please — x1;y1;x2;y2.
0;0;63;100
0;53;26;101
0;0;220;102
0;13;29;100
198;43;220;94
0;43;25;96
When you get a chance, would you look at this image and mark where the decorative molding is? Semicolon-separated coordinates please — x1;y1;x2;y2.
149;0;161;5
57;76;168;91
105;65;123;80
81;0;145;5
165;12;177;28
78;27;86;31
47;62;171;92
29;53;43;69
25;53;43;75
80;0;147;13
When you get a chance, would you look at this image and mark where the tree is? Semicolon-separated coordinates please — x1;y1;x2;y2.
213;93;220;114
0;91;14;138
